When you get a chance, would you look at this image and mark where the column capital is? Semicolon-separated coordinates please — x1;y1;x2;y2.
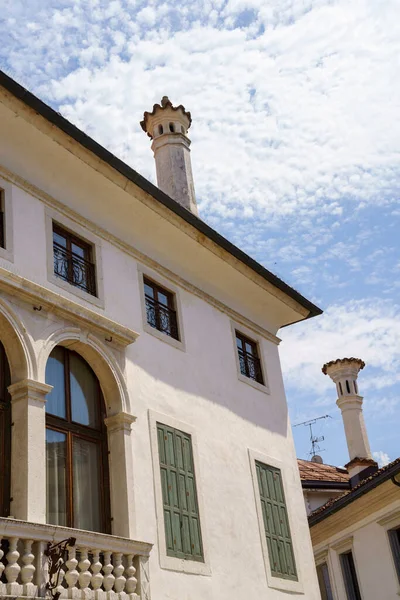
105;412;136;433
8;379;53;404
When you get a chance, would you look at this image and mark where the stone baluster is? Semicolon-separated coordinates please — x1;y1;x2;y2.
79;547;92;598
21;539;36;596
102;551;115;600
113;552;126;596
65;545;80;598
124;554;138;599
90;550;104;600
0;545;5;597
5;537;22;596
56;566;66;599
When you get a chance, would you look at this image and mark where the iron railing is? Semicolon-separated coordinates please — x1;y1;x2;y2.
53;242;96;296
238;349;263;384
145;295;179;340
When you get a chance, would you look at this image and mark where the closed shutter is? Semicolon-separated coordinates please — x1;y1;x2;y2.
255;461;297;581
157;423;204;561
340;552;362;600
389;529;400;584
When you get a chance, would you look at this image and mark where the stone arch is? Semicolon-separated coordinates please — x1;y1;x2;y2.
39;327;131;416
0;298;35;382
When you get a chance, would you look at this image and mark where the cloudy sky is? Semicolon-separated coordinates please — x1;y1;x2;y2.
2;0;400;468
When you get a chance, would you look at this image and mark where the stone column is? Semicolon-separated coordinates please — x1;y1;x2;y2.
8;379;53;522
105;412;137;538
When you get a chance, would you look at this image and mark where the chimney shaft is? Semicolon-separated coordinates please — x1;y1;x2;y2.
322;358;377;478
141;97;198;215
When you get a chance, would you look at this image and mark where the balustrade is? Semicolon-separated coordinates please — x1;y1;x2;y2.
0;517;152;599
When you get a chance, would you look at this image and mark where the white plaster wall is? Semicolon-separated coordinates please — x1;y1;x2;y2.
0;97;321;599
304;490;345;515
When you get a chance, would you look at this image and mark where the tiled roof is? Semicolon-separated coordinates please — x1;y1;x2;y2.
308;457;400;525
297;459;350;484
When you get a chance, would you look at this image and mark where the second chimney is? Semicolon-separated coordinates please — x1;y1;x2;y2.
322;358;378;479
141;96;198;215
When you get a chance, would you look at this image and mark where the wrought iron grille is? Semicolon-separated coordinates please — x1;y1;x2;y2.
238;348;263;384
145;295;179;340
53;242;96;296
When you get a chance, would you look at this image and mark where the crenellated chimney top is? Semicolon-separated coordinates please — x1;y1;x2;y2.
141;97;197;215
323;357;377;480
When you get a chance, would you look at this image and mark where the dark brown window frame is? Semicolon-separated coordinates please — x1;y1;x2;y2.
0;341;11;517
45;347;111;533
52;223;97;296
0;189;5;250
235;331;264;385
144;277;179;341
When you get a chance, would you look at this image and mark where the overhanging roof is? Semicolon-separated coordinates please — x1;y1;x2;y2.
0;70;322;323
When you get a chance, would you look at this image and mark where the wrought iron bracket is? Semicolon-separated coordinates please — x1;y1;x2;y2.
45;537;76;600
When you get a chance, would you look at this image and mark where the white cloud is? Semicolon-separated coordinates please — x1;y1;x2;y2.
373;451;391;468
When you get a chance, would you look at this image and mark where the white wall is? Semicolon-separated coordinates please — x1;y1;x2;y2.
0;94;321;599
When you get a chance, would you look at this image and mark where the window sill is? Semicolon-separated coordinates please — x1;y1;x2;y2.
143;320;186;352
237;371;270;394
0;246;14;264
48;273;104;309
159;552;211;576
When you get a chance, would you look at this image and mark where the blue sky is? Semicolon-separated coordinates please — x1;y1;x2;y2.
2;0;400;468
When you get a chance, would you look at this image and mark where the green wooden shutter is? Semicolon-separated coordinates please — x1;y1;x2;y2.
157;423;204;561
255;461;297;581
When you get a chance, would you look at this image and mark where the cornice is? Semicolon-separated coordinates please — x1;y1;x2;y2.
0;164;281;345
105;412;137;432
8;378;53;402
0;266;139;347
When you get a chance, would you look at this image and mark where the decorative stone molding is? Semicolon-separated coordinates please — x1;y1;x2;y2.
8;379;52;403
105;412;137;432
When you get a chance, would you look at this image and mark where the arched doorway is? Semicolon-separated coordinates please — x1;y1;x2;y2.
0;341;11;517
45;346;111;533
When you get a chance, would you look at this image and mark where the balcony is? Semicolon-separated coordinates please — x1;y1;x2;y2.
144;296;179;340
0;517;152;599
53;242;97;297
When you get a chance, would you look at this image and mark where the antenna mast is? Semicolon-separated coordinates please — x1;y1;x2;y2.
293;415;332;460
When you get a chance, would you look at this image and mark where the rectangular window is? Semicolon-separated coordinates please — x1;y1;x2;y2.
317;562;334;600
52;223;96;296
144;278;179;340
340;551;362;600
0;189;5;249
255;461;297;581
236;331;264;384
156;422;203;561
389;527;400;584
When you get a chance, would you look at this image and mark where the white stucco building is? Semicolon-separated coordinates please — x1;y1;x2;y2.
298;359;400;600
0;72;323;600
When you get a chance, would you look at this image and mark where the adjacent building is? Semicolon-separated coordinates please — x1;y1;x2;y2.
299;358;400;600
0;72;323;599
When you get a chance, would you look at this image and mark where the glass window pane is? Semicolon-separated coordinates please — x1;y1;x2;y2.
53;231;66;247
73;437;102;532
71;242;86;259
236;335;243;349
245;341;254;355
45;347;66;418
70;353;99;428
158;292;169;307
144;282;154;298
46;429;67;526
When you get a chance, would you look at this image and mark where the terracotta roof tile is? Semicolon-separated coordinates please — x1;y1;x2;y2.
297;459;350;483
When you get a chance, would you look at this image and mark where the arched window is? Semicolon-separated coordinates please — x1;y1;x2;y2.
0;341;11;517
45;346;110;533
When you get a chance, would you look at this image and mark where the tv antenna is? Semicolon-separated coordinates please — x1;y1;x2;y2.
293;415;332;461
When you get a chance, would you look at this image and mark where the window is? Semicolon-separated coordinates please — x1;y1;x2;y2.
45;346;110;533
340;551;362;600
53;223;96;296
144;278;179;340
317;562;334;600
156;422;203;561
255;461;297;581
0;342;11;517
389;527;400;584
236;331;264;384
0;189;5;249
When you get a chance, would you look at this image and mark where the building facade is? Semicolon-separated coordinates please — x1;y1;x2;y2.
299;359;400;600
0;72;322;599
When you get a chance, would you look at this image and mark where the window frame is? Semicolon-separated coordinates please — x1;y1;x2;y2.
248;449;304;594
339;550;362;600
0;177;14;263
378;509;400;594
148;410;210;575
0;341;11;517
316;561;335;600
45;210;104;308
138;266;186;352
231;322;270;394
143;277;179;341
45;346;111;533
